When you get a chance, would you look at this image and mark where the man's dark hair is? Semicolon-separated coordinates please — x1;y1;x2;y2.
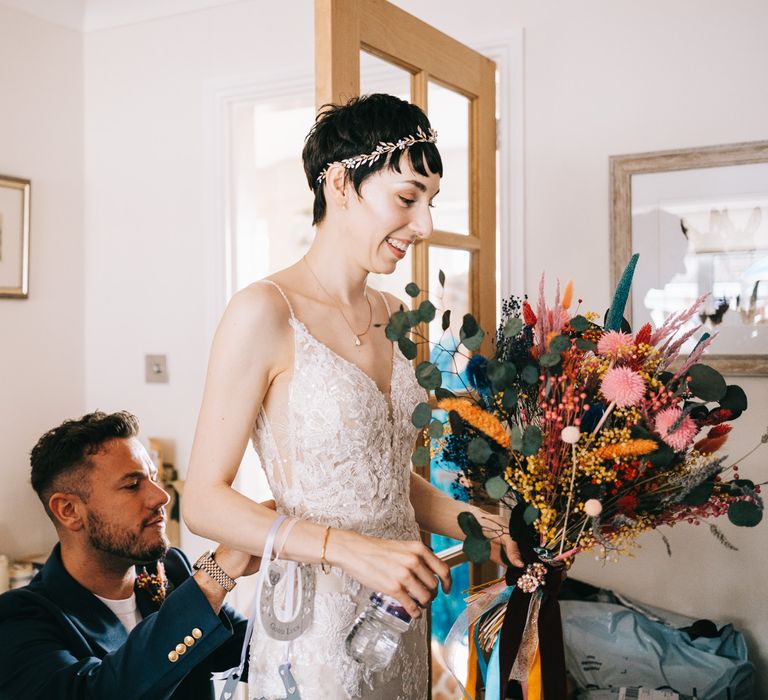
30;411;139;520
302;93;443;225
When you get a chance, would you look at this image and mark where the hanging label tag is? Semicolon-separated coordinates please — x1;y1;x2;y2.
254;662;301;700
217;669;241;700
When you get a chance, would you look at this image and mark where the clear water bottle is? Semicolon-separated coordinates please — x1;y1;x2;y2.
345;592;412;671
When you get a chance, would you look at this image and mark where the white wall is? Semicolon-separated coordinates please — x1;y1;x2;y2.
82;1;316;554
0;6;84;559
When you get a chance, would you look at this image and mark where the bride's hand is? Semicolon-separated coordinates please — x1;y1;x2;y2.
327;531;451;620
474;510;524;569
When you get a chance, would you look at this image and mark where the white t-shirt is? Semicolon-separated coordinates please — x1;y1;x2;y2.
95;592;142;633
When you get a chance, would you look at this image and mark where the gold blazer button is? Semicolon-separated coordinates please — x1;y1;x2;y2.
184;636;195;647
192;628;203;639
168;651;179;663
176;643;187;655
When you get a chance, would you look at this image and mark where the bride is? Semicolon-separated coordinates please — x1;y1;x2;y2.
183;93;522;699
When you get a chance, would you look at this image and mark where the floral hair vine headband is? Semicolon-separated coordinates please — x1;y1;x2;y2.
315;125;438;184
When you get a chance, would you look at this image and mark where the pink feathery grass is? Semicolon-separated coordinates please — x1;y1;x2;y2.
597;331;634;357
655;407;699;451
601;366;646;407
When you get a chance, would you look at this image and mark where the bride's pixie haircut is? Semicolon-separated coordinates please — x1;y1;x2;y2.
303;93;443;225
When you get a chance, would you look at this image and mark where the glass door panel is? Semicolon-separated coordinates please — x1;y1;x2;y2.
429;246;471;389
427;82;470;235
360;50;411;100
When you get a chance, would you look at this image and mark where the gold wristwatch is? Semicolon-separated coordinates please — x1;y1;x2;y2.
193;550;236;592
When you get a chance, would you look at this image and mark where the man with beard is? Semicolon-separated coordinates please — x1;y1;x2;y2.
0;411;258;699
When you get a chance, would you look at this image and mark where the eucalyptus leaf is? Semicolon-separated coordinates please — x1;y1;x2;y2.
485;476;509;500
575;338;597;352
720;384;748;413
411;445;430;467
406;310;421;327
522;426;542;456
549;334;571;353
458;511;485;538
418;300;436;323
503;317;523;338
468;437;492;464
687;364;727;402
385;310;409;341
461;313;479;337
682;480;714;506
523;504;540;525
511;427;523;452
463;535;491;563
438;269;446;287
411;402;432;429
569;315;590;332
448;410;464;436
521;365;539;385
398;337;417;360
502;388;519;409
428;419;444;439
461;328;485;351
405;282;420;298
441;309;451;332
435;387;456;401
540;351;562;368
415;361;442;390
487;360;516;391
728;500;763;527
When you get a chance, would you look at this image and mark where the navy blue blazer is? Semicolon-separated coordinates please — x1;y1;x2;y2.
0;544;248;699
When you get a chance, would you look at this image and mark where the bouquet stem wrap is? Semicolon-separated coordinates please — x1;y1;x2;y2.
496;559;566;699
496;503;567;700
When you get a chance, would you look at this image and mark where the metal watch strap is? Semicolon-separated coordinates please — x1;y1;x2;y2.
194;550;236;592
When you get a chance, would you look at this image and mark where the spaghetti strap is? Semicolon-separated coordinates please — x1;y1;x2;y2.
378;290;392;316
260;279;296;320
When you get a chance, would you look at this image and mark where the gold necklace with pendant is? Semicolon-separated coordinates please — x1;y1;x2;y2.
303;256;373;346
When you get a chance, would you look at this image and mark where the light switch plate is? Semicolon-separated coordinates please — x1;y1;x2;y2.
145;354;169;383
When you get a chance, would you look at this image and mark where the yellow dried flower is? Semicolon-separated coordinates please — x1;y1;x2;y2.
438;398;510;448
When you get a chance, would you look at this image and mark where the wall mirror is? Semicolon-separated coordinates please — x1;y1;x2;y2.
611;140;768;375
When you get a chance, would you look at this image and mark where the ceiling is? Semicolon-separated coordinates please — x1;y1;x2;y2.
0;0;245;31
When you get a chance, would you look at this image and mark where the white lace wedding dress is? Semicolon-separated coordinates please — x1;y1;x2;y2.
247;280;429;700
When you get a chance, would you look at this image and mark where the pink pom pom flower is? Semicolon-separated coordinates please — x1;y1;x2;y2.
597;331;634;357
655;407;698;452
600;366;645;407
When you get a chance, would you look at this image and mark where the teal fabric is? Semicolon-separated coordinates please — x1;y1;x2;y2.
562;599;753;700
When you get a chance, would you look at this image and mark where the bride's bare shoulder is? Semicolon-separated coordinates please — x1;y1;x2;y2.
219;279;294;339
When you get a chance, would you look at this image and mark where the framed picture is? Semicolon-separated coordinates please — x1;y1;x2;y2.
0;175;31;299
611;141;768;376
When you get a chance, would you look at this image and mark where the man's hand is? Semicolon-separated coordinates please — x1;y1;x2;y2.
213;499;276;579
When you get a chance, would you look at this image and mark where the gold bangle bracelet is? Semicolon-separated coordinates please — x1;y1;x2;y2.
320;525;332;574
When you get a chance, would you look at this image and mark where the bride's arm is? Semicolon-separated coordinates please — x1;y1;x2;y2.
183;284;451;619
409;471;523;567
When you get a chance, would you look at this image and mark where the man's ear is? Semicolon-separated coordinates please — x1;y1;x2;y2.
48;492;86;532
325;164;349;209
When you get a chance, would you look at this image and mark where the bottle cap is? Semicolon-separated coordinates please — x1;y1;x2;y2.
370;592;412;624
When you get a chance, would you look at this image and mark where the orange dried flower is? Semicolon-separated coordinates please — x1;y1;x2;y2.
438;398;510;449
593;439;658;460
561;280;574;310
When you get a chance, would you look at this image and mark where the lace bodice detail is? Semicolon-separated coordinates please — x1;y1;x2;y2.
248;281;429;700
